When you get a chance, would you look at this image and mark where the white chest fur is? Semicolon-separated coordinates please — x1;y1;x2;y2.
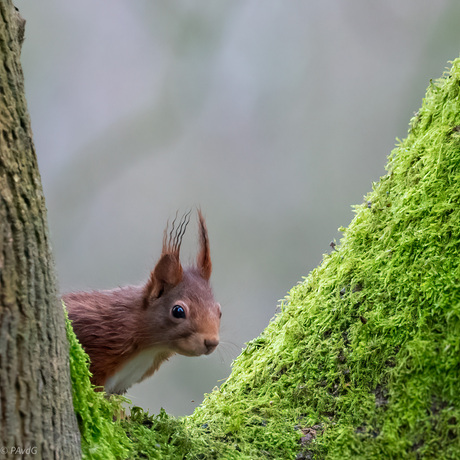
105;347;166;394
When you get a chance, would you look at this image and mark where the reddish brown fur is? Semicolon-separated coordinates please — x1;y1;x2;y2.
64;210;220;394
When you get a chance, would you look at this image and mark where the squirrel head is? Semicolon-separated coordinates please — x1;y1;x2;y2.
142;210;221;356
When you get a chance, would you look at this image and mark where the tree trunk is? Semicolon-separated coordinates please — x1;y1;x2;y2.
0;2;81;458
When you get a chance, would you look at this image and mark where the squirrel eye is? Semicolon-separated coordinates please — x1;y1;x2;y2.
172;305;186;319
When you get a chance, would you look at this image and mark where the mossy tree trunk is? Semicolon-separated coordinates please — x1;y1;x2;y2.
0;2;81;458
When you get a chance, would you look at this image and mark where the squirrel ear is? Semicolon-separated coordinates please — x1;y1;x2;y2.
145;254;183;299
196;210;212;280
144;211;190;303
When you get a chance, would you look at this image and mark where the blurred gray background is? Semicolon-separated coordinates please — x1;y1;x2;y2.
16;0;460;416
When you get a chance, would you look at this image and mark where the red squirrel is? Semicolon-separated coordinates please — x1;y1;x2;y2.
63;210;221;394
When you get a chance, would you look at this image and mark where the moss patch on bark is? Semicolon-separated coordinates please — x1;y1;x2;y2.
65;308;132;459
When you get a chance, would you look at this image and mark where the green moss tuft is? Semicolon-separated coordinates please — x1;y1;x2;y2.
65;307;132;459
121;407;192;459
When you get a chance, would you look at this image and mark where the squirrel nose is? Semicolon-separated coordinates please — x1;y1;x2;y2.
204;338;219;354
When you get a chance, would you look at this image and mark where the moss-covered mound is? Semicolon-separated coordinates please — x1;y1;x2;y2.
69;57;460;459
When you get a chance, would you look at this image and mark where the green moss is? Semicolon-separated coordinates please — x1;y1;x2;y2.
65;307;132;459
69;57;460;459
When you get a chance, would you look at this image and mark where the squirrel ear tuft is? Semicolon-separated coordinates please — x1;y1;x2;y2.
144;212;190;305
196;209;212;280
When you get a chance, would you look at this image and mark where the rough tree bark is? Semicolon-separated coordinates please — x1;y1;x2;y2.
0;2;81;458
